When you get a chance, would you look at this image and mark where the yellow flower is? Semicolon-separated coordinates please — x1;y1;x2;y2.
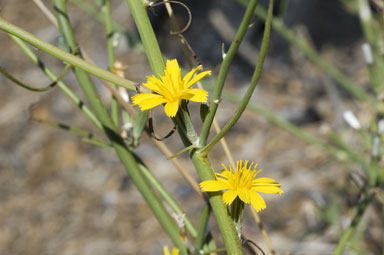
163;246;179;255
132;59;211;117
200;161;283;212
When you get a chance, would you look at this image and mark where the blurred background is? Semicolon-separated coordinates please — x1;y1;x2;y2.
0;0;381;254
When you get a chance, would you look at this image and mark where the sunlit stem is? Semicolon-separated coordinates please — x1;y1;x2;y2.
0;16;136;91
200;0;274;155
102;0;119;127
10;35;103;130
199;0;260;146
52;1;186;253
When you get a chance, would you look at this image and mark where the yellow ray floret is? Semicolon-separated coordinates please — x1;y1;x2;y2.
132;59;211;117
200;160;283;212
163;246;179;255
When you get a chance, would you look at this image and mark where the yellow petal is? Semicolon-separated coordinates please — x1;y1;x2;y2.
252;185;284;195
253;177;278;183
165;59;182;91
163;246;170;255
200;180;229;192
222;190;238;205
253;177;283;194
184;70;212;89
181;89;208;102
164;100;180;117
238;189;251;204
250;192;266;212
172;248;179;255
132;93;167;110
182;65;202;87
144;76;165;95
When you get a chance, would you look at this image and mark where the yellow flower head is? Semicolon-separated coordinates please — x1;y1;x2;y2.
163;246;179;255
200;161;283;212
132;59;211;117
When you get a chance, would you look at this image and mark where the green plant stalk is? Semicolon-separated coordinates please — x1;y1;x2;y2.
200;0;260;146
0;63;70;92
35;118;110;146
194;205;211;254
52;1;186;253
10;35;103;130
124;1;193;253
334;192;374;255
83;137;114;149
138;162;197;238
0;16;136;91
52;0;116;131
191;152;243;254
69;0;127;34
235;0;384;112
219;88;368;168
125;1;243;253
201;0;273;154
201;248;227;255
102;0;119;126
125;0;165;76
357;0;384;93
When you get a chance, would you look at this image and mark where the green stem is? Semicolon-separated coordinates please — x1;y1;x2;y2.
194;205;211;254
235;0;384;112
10;35;103;130
138;162;198;238
125;0;165;76
201;0;273;154
35;119;110;147
52;1;186;253
69;0;128;34
192;152;243;255
0;63;70;92
334;192;374;255
219;88;368;168
125;1;242;253
357;0;384;93
199;0;260;146
0;16;136;91
102;0;119;126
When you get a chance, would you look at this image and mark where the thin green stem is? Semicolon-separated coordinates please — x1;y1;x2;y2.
334;192;374;255
200;248;227;255
235;0;384;113
200;0;260;146
52;1;186;253
69;0;136;40
192;152;243;255
201;0;273;155
83;138;113;149
124;1;190;254
10;35;103;130
125;0;165;76
0;63;70;92
125;1;243;253
194;205;211;254
357;0;384;93
219;88;368;168
102;0;119;126
138;162;198;238
52;0;117;131
35;118;110;147
0;16;136;91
